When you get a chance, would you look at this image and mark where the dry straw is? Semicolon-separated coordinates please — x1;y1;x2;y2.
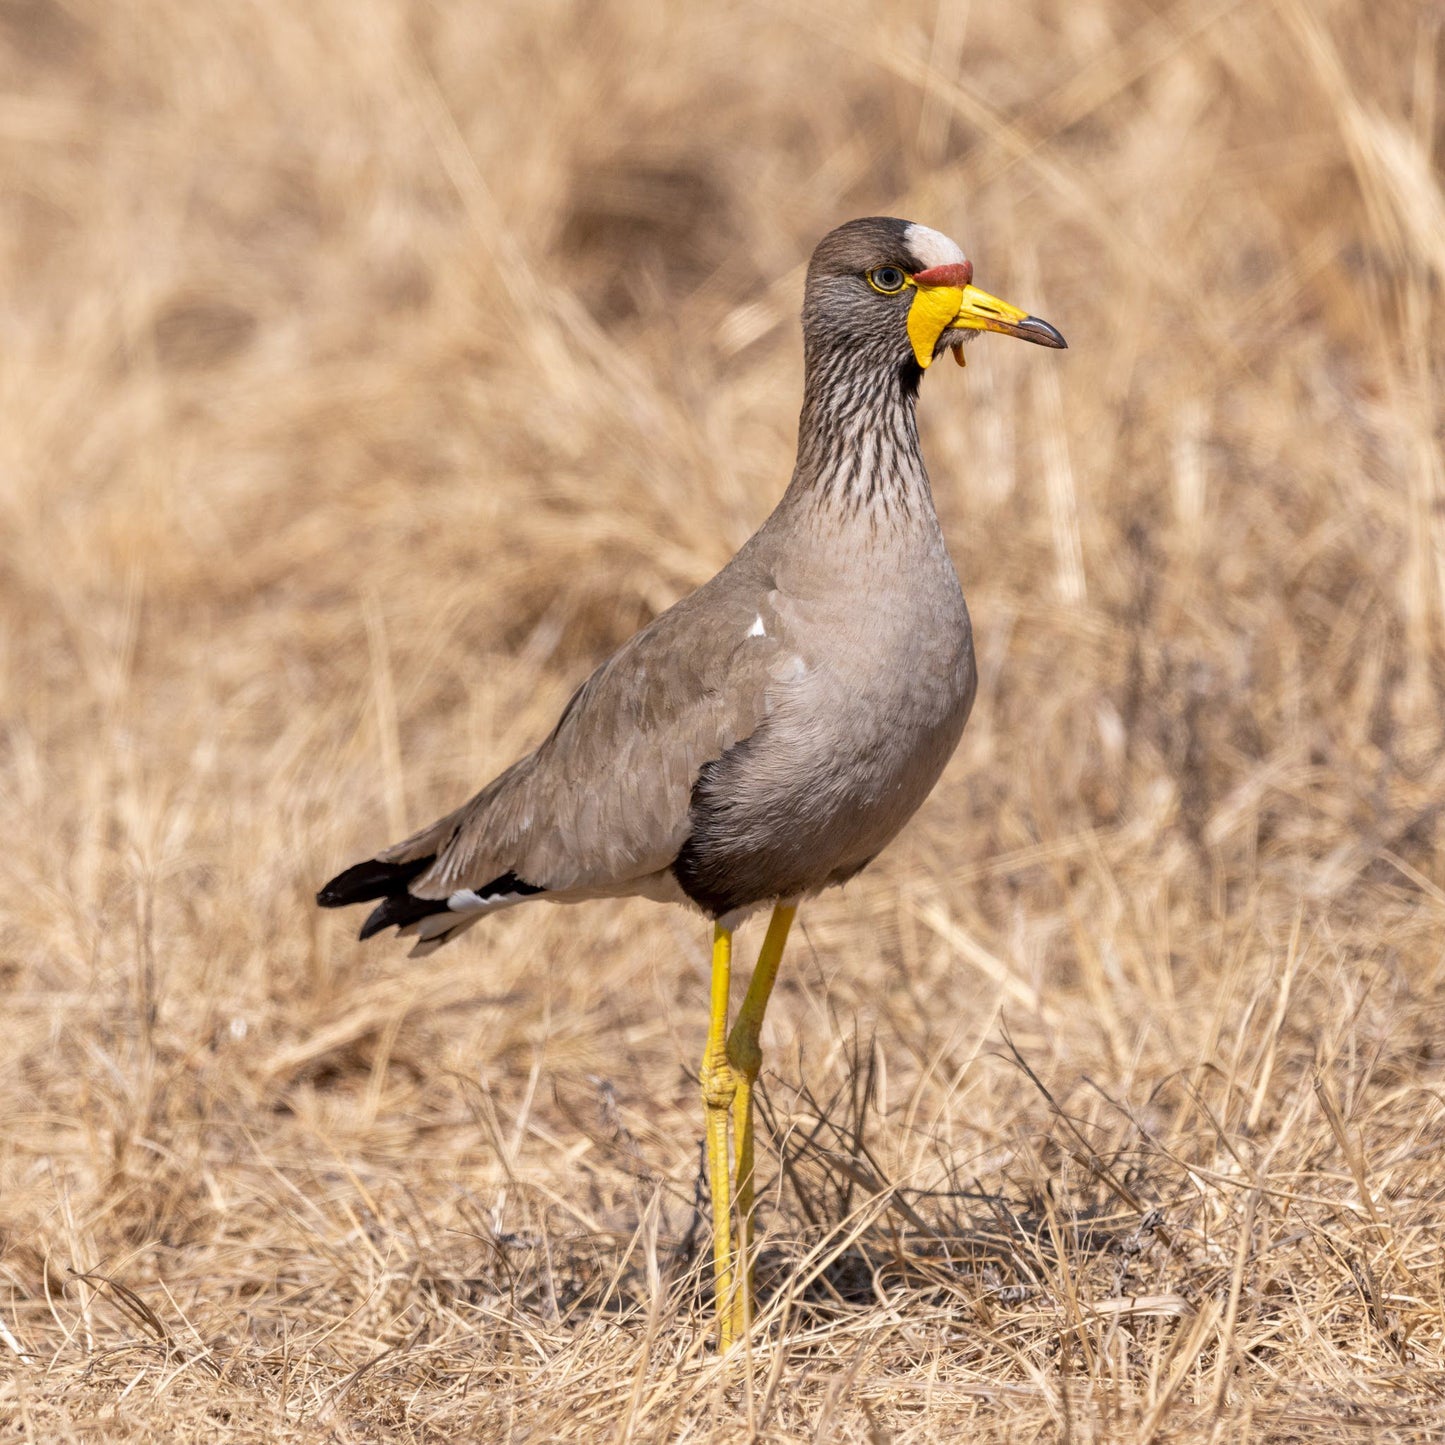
2;0;1443;1439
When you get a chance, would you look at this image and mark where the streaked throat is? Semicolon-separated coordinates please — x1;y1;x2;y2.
790;351;931;521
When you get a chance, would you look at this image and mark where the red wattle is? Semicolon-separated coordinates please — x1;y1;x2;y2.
912;261;973;288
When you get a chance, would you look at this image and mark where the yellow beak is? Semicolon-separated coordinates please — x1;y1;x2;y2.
907;282;1067;369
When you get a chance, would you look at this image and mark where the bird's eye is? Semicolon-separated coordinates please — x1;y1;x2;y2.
867;266;907;295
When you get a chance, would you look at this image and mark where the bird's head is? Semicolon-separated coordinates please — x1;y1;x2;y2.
802;217;1066;380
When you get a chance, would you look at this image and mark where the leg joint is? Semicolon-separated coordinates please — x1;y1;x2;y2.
700;1056;738;1111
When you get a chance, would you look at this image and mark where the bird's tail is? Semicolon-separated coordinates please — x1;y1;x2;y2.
318;846;546;957
316;853;447;940
316;853;434;908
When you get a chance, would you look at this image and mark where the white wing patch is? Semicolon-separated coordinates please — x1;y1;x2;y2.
446;886;533;914
904;223;967;269
448;889;490;910
402;885;536;958
747;614;767;638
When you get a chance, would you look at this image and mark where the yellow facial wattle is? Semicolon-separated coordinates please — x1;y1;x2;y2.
906;279;1065;367
906;284;966;369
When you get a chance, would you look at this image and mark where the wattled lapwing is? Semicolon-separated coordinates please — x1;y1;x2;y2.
319;217;1065;1348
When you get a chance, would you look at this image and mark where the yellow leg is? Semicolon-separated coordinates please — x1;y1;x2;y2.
699;922;738;1349
725;902;797;1342
698;905;798;1350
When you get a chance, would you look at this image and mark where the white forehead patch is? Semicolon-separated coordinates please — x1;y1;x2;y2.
904;223;967;270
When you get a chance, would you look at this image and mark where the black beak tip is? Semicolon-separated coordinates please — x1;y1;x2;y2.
1023;316;1067;350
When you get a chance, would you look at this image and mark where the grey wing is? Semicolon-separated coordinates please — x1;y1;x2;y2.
383;583;788;902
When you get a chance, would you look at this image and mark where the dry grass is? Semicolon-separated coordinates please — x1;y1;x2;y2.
3;0;1445;1438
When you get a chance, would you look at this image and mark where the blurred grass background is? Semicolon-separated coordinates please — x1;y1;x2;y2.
2;0;1444;1438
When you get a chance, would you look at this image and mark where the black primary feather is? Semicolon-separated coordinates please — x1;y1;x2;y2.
316;853;436;908
356;869;545;942
319;856;547;943
359;890;449;940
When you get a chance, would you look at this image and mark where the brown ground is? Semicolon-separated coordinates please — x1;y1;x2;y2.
3;0;1444;1439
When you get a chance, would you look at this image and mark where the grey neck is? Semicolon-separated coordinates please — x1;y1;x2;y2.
786;345;932;521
